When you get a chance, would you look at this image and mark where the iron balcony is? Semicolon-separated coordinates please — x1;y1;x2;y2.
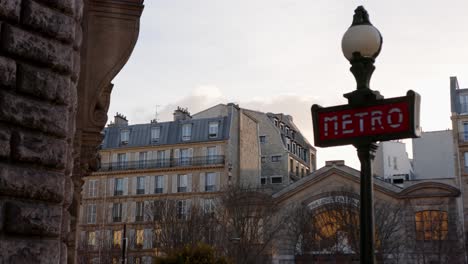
99;155;225;172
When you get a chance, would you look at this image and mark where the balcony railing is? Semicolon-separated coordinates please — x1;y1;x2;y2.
99;155;225;172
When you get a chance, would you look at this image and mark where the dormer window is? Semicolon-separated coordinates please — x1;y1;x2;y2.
151;127;160;142
120;130;129;144
280;123;284;131
182;123;192;141
209;122;219;138
285;126;289;135
274;119;279;127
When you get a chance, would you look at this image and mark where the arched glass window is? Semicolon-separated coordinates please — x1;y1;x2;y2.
415;210;448;241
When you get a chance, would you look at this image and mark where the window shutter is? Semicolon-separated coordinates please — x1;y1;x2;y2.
144;229;152;249
94;180;99;197
216;145;221;155
143;201;150;221
199;172;206;192
129;177;135;195
130;152;136;162
172;175;177;193
108;203;113;223
202;147;207;157
128;229;135;249
163;175;168;193
145;176;150;194
80;231;86;246
174;149;180;165
123;177;128;195
106;230;112;248
149;176;155;194
187;174;192;192
108;178;114;196
112;153;118;163
122;202;127;221
79;204;85;223
215;172;221;191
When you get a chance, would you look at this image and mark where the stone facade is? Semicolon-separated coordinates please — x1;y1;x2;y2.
0;0;144;263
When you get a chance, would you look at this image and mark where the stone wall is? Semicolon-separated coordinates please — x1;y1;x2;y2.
0;0;82;263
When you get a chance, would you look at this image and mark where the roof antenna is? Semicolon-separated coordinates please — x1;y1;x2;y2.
152;105;160;123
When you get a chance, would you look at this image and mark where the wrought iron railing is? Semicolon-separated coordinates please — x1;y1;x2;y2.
99;155;225;172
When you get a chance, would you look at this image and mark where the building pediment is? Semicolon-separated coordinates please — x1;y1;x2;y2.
398;182;460;198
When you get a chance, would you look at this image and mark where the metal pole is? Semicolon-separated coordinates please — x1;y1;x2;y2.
356;143;377;264
121;223;127;264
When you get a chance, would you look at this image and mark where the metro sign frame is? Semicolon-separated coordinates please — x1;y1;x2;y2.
312;90;421;147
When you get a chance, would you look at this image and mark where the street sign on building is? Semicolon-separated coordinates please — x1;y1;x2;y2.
312;90;421;147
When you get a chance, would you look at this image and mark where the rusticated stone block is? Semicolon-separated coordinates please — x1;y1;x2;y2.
18;64;70;105
5;201;61;236
39;0;75;14
73;22;82;50
22;0;75;43
0;126;11;158
0;164;64;202
0;90;68;137
1;24;73;73
0;239;61;263
0;56;16;88
11;130;67;169
0;0;21;21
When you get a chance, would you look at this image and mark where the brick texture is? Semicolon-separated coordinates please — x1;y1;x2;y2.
5;201;61;236
0;239;60;263
0;0;21;21
0;90;68;137
1;24;73;72
11;130;67;169
0;56;16;88
18;64;71;105
0;165;64;202
22;0;75;43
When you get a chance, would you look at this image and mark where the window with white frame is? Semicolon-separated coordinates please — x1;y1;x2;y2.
87;231;96;247
88;180;97;197
271;155;281;162
177;200;187;220
112;203;122;222
205;172;216;192
180;148;191;166
139;152;147;168
178;174;188;193
286;138;291;151
117;153;127;170
151;126;161;142
120;130;129;144
207;146;217;164
274;119;279;127
157;150;166;167
87;204;97;224
182;123;192;141
209;122;219;138
155;175;164;193
114;178;123;196
135;202;144;222
136;176;145;194
280;123;284;131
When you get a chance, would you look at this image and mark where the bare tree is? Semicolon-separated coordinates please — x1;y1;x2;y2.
76;230;119;264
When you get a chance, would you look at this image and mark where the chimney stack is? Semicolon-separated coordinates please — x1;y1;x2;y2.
173;107;192;121
114;112;128;126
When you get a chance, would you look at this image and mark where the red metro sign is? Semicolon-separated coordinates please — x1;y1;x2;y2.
311;90;421;147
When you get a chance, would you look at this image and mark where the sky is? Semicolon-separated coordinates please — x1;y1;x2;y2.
110;0;468;169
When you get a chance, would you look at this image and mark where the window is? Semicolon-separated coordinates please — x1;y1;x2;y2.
209;122;219;138
280;123;284;131
259;136;266;143
205;172;216;192
290;159;294;172
393;157;398;170
182;123;192;141
152;201;165;221
135;202;144;222
286;138;291;151
285;126;289;135
203;199;215;215
120;130;129;144
271;155;281;162
112;203;122;222
261;156;266;163
178;174;188;192
151;126;161;142
301;168;305;177
296;165;299;176
87;231;96;247
260;177;266;185
415;210;448;241
180;148;191;166
157;150;166;167
460;95;468;113
207;146;217;164
271;176;282;184
117;153;127;169
135;229;144;248
134;257;142;264
114;178;123;196
464;123;468;141
292;143;296;154
136;176;145;194
113;230;122;248
139;152;147;168
177;200;187;220
87;204;97;224
88;180;97;197
155;175;164;193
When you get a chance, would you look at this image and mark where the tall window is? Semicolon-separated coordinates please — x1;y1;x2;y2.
182;123;192;141
117;153;127;169
464;123;468;141
87;204;97;224
135;229;144;248
209;122;219;138
415;210;448;241
120;130;129;144
203;199;215;215
286;138;291;151
113;230;122;248
139;152;147;168
177;200;187;220
205;172;216;192
180;148;191;166
114;178;123;196
393;157;398;170
460;95;468;113
157;150;166;167
112;203;122;222
259;136;266;143
87;231;96;247
151;126;161;142
136;176;145;194
88;180;97;197
135;202;144;222
155;175;164;193
178;174;188;192
207;146;217;164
